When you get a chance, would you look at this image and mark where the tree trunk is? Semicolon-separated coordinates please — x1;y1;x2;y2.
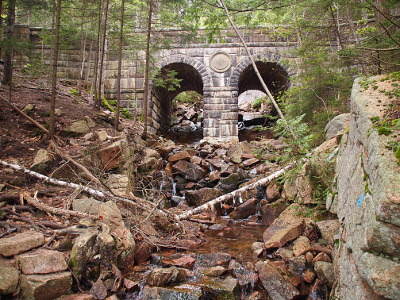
115;0;126;131
97;0;110;108
2;0;16;86
49;0;62;139
78;2;88;95
92;0;103;109
142;0;154;140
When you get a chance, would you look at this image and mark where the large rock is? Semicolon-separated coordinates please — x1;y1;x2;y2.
20;271;72;300
200;276;240;300
69;229;98;280
261;199;288;227
98;201;135;269
292;236;312;257
316;219;340;244
142;284;202;300
258;261;300;300
263;206;305;250
62;119;91;136
30;149;52;173
195;252;232;267
0;231;45;257
168;150;191;163
17;249;68;274
147;267;187;286
334;76;400;300
73;197;102;215
138;148;162;172
172;160;207;181
324;113;349;140
229;198;258;219
227;142;253;164
0;264;19;294
216;173;240;193
95;140;130;171
185;188;222;207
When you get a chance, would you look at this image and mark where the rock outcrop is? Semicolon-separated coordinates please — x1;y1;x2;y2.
332;76;400;300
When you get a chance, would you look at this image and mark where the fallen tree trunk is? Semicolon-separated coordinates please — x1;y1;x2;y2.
177;161;298;220
0;159;171;218
0;95;49;134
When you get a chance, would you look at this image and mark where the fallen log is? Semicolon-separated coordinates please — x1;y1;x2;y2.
177;160;297;220
0;159;172;219
0;94;49;134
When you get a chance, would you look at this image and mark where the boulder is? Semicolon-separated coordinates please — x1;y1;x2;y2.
20;271;72;300
258;261;300;300
200;276;240;300
138;148;162;172
17;249;68;274
324;113;349;140
229;198;258;219
260;199;288;227
263;211;305;250
72;197;102;215
216;173;240;193
30;149;52;173
172;160;207;181
185;188;222;207
69;229;98;280
195;252;232;267
0;264;19;294
62;119;91;136
147;267;187;286
0;231;45;257
96;140;130;171
168;150;191;163
142;284;202;300
292;236;312;257
314;261;334;288
316;219;340;244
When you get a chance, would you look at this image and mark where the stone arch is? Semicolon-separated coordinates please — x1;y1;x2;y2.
148;54;212;135
230;52;293;96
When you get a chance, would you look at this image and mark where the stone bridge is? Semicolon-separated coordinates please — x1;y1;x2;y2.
33;26;298;142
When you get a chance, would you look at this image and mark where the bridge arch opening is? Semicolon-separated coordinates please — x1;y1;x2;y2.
236;61;290;139
150;62;204;140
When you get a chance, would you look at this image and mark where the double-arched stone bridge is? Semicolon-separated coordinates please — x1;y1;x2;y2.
52;27;297;142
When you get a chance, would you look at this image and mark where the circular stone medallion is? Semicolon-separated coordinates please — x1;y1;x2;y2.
210;51;232;73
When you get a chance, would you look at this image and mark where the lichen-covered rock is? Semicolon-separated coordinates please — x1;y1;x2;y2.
324;113;349;140
200;276;240;300
258;261;300;300
17;248;68;274
30;149;52;173
147;267;187;287
0;231;45;257
0;264;19;294
20;271;72;300
142;284;202;300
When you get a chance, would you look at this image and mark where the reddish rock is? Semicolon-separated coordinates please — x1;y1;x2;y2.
305;251;314;265
303;269;316;283
258;261;300;300
190;156;203;165
242;158;260;167
96;140;127;171
185;188;222;207
134;241;154;265
204;266;227;277
312;252;332;264
263;218;305;250
20;271;72;300
230;198;258;219
206;158;226;169
168;150;191;163
266;183;281;202
241;153;255;159
293;236;313;257
147;267;187;287
162;255;196;269
164;163;173;177
261;199;288;226
172;160;207;181
58;294;95;300
17;249;67;274
0;231;45;257
209;170;221;182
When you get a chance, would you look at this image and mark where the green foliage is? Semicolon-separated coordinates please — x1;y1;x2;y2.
251;96;265;109
273;114;314;159
173;91;202;105
153;69;182;92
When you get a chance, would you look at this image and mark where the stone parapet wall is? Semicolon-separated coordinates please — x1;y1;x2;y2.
333;76;400;300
